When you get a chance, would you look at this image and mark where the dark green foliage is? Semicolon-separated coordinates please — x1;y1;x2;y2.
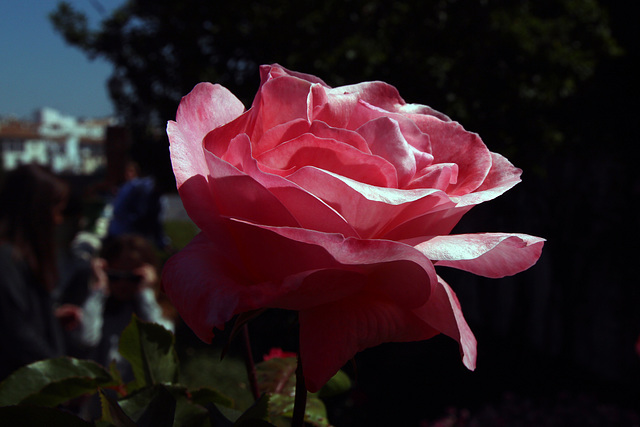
49;0;619;179
0;357;116;407
119;314;180;392
0;317;235;426
0;405;94;427
255;355;350;426
0;316;349;426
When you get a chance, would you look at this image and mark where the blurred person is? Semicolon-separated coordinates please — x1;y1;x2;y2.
0;164;70;380
54;189;102;359
107;162;170;250
72;234;175;379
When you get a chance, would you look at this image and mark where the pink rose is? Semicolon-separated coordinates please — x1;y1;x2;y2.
163;64;544;392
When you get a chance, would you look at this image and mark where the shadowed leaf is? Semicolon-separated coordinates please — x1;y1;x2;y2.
0;357;116;407
0;405;93;427
119;314;179;391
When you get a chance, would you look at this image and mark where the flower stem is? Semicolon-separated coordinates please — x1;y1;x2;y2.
291;352;307;427
242;323;260;400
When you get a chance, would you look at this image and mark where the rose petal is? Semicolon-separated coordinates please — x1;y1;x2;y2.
242;221;436;308
331;80;406;114
163;219;436;343
251;73;314;140
162;225;351;343
415;115;492;196
168;125;220;230
407;162;459;191
410;233;545;278
168;83;245;230
299;292;439;392
174;82;246;148
161;232;249;343
261;64;330;87
203;134;301;228
309;120;371;154
348;100;433;155
288;167;455;238
257;133;398;187
201;111;253;158
254;118;311;156
309;81;405;130
412;275;477;370
356;117;417;188
397;103;452;122
457;152;522;207
216;133;359;237
382;204;474;241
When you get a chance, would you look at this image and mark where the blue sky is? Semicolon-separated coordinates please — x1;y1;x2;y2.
0;0;125;119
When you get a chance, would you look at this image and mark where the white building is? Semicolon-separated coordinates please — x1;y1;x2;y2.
0;108;115;175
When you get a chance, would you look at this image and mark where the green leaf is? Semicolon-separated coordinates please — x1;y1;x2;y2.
0;405;93;426
255;358;331;427
256;357;297;396
116;385;172;424
132;385;176;427
180;350;253;410
118;314;179;391
235;394;274;426
99;389;137;427
268;394;330;427
189;387;235;408
317;369;351;398
171;390;212;427
0;357;116;407
207;403;241;426
116;384;218;427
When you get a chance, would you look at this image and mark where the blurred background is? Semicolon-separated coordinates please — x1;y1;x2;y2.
1;0;638;425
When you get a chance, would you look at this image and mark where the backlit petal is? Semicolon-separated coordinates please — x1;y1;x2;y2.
411;233;545;278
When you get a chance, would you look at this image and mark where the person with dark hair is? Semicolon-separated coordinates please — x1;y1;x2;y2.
73;234;174;379
0;164;70;380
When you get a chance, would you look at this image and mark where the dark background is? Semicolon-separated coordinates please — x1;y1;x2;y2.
52;0;639;425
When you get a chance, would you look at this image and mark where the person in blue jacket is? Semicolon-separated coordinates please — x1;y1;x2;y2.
107;162;170;250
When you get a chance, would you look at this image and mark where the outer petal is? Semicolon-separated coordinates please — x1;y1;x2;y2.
410;233;545;278
168;83;245;230
299;293;439;392
161;232;249;343
417;115;492;196
243;221;437;311
163;219;436;346
173;82;245;154
298;268;478;392
412;276;477;370
457;152;523;207
397;102;452;122
381;204;473;241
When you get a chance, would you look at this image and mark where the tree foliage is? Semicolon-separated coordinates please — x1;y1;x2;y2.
50;0;619;180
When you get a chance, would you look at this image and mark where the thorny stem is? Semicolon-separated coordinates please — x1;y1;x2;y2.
291;351;307;427
242;324;260;400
